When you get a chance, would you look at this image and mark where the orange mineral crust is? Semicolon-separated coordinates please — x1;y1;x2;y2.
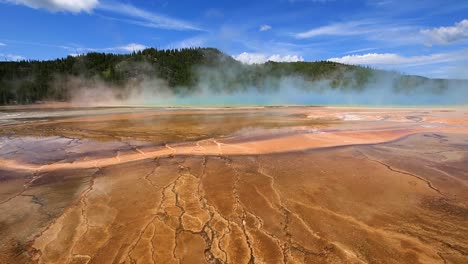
0;106;467;263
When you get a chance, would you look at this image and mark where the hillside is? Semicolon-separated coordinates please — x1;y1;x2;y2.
0;47;462;105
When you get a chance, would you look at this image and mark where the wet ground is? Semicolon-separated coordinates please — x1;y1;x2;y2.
0;105;467;263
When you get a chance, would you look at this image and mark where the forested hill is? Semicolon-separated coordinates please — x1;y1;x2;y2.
0;47;462;105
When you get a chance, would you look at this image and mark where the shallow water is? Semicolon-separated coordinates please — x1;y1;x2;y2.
0;106;330;143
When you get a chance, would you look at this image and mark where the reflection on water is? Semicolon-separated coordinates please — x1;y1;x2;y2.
0;107;329;144
0;107;152;125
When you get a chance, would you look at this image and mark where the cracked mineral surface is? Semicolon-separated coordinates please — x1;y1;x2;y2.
0;106;467;263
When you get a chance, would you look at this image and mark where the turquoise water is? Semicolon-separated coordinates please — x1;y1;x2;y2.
130;86;467;107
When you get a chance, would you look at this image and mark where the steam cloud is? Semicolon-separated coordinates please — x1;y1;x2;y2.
61;58;468;107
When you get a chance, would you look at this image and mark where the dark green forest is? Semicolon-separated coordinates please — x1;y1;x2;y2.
0;47;459;105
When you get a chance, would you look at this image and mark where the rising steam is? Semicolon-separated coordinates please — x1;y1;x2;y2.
59;57;467;107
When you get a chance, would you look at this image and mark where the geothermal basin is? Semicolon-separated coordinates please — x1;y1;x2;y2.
0;105;467;263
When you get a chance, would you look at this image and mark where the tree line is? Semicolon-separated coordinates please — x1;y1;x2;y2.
0;47;454;105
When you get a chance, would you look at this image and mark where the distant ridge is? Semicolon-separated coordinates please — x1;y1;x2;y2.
0;47;465;105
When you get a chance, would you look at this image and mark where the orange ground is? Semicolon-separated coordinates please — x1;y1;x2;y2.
0;106;467;263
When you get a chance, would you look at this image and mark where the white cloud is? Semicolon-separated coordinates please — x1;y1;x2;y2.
4;1;200;31
421;19;468;45
343;47;378;54
295;21;372;39
294;20;419;45
168;37;206;49
6;0;98;13
259;25;272;32
233;52;304;64
0;53;25;61
63;43;148;53
98;2;201;31
328;50;468;67
0;42;5;46
117;43;147;52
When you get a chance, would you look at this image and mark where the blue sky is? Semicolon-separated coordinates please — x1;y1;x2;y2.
0;0;467;79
